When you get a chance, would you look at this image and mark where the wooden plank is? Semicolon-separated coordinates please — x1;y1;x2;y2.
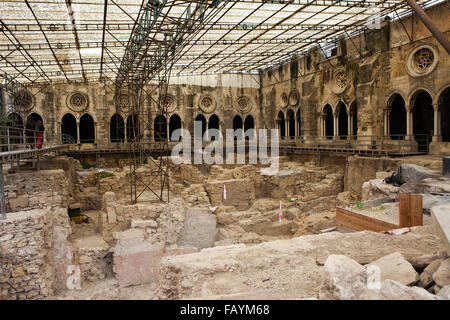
399;193;411;227
336;207;398;232
336;211;395;233
410;194;423;226
337;207;399;229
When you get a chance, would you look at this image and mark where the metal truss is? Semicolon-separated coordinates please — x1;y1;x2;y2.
114;0;229;204
0;0;443;83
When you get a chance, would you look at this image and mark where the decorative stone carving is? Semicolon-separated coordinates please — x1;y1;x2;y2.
406;44;439;78
67;91;88;112
117;94;130;111
162;94;176;113
289;89;299;106
281;93;288;108
332;69;348;94
198;95;216;113
13;91;34;112
236;96;252;114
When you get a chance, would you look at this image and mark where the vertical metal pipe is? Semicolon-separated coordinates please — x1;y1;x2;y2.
404;0;450;55
0;162;6;219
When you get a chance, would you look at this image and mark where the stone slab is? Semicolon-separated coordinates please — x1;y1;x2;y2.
431;205;450;254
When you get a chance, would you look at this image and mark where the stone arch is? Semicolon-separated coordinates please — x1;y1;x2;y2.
411;89;434;151
110;113;125;142
154;115;167;142
336;101;348;139
388;93;407;140
233;115;243;134
408;87;435;109
286;109;295;138
437;86;450;142
349;101;358;138
7;112;24;145
244;115;255;139
127;114;140;142
194;114;207;139
296;108;301;137
79;113;95;143
169;114;182;141
323;104;333;139
385;90;407;109
208;114;220;141
61;113;77;144
276;110;285;139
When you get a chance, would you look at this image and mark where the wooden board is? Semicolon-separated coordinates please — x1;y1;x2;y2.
410;194;423;226
399;193;411;227
336;207;399;233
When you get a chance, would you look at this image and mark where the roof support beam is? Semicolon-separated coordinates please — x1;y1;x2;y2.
64;0;88;82
404;0;450;54
0;19;51;84
24;0;70;82
100;0;109;80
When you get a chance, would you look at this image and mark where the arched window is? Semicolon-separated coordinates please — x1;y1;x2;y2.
412;90;434;152
439;87;450;142
337;102;348;139
287;109;295;139
233;115;243;132
26;113;44;148
389;94;406;140
110;114;125;142
80;114;95;143
350;102;357;139
61;113;77;144
323;104;333;139
277;111;285;139
7;113;24;145
208;114;220;140
127;114;139;142
154;115;167;142
233;115;243;140
296;109;301;137
244;115;255;139
194;114;207;139
169;114;182;141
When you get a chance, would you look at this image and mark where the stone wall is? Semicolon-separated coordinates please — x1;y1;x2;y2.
3;169;69;212
14;3;448;155
0;208;72;300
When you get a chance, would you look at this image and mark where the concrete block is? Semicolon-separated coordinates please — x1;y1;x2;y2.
113;241;164;288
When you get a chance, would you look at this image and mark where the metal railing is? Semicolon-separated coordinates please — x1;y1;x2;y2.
279;134;430;155
63;133;431;156
0;125;48;151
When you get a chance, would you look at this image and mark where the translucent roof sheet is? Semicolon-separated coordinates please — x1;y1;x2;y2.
0;0;441;84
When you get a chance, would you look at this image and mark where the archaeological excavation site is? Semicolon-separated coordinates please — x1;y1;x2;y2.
0;0;449;303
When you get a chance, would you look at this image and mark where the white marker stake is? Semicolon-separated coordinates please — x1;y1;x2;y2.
223;184;227;200
279;201;282;223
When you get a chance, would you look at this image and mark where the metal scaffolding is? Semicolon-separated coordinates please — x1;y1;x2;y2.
114;0;229;204
0;0;444;84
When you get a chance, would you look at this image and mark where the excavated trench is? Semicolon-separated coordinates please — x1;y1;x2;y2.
1;153;445;300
